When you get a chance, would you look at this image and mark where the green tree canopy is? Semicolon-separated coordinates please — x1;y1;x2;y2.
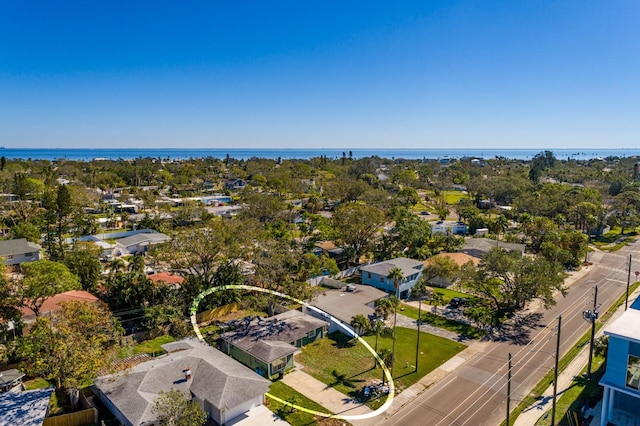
152;389;207;426
19;260;81;317
461;248;567;315
332;202;385;263
17;300;122;390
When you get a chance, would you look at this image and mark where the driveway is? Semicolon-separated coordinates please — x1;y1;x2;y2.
280;370;373;419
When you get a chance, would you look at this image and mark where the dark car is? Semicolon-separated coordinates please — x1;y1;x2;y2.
420;211;431;215
450;297;468;307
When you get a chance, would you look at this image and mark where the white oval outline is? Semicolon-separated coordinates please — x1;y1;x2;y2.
190;284;394;420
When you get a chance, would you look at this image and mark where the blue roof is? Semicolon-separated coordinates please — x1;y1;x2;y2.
0;388;54;426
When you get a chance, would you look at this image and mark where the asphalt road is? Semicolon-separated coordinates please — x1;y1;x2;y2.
378;240;640;426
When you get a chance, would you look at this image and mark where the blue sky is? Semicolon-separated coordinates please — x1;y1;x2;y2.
1;1;639;149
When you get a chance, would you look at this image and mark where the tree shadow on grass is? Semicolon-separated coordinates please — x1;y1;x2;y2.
328;332;357;349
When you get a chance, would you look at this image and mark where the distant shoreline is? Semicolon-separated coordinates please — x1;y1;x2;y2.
1;148;639;162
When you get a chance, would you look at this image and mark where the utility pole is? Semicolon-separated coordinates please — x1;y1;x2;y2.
506;352;512;426
415;293;422;371
626;255;632;310
552;314;561;426
586;286;599;377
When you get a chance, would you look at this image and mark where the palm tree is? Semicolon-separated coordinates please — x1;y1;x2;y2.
374;297;394;320
411;279;429;371
492;214;509;246
378;348;393;384
371;318;384;357
387;267;404;370
107;258;126;278
350;314;370;336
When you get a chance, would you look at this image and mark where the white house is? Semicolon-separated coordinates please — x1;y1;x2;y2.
0;239;41;266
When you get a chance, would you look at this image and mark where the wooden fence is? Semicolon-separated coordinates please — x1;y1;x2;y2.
196;302;241;324
43;393;98;426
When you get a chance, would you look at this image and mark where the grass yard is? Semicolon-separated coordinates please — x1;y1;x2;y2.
297;328;466;408
399;303;486;339
431;288;477;305
442;190;470;205
24;379;71;415
117;335;176;359
592;230;637;251
265;381;345;426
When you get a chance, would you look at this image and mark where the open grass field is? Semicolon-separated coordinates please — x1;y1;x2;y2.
296;328;466;408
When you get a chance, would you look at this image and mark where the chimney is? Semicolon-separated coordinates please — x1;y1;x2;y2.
184;368;192;381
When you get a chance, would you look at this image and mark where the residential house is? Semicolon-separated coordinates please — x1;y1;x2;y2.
458;238;525;259
304;283;387;334
0;388;53;426
0;368;25;393
219;310;328;379
313;240;349;270
431;221;468;235
360;257;424;299
0;239;41;266
20;290;100;327
423;253;480;288
93;338;271;426
147;271;184;289
114;231;170;256
223;178;246;191
599;297;640;425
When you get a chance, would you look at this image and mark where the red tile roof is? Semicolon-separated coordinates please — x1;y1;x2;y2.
147;272;185;285
20;290;99;318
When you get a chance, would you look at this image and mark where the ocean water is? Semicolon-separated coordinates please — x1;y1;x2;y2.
1;148;640;161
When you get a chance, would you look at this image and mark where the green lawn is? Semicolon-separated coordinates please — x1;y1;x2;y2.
297;328;466;408
592;230;637;251
431;288;477;305
266;381;344;426
399;303;486;339
442;190;470;205
117;335;176;359
24;379;71;415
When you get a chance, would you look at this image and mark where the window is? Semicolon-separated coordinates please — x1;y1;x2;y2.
380;276;384;283
272;357;287;373
367;272;371;279
627;355;640;390
307;329;316;339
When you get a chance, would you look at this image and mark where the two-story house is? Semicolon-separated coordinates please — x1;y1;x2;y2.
599;297;640;425
360;257;424;299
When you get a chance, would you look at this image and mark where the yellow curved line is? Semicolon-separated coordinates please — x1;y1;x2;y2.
190;284;395;420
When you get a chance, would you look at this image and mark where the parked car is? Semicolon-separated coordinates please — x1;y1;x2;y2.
420;211;431;215
450;297;468;307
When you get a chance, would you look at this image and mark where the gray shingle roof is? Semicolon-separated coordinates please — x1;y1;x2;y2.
0;239;41;257
93;338;270;426
115;231;169;248
359;257;423;278
309;285;388;324
459;238;525;256
220;310;328;363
